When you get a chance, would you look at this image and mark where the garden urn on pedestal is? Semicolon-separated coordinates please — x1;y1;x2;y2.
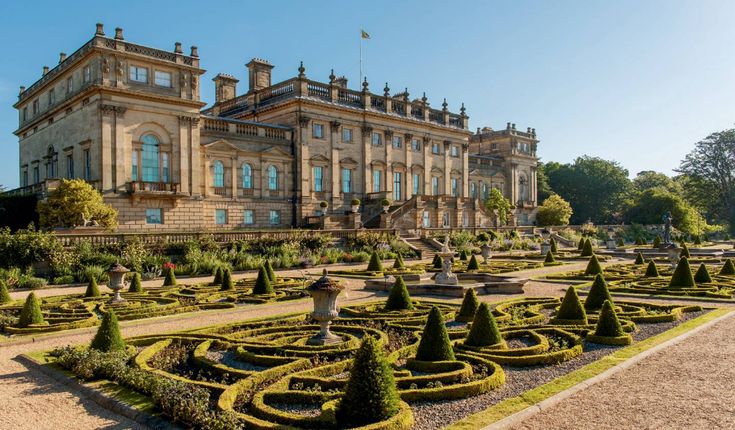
606;228;617;249
307;270;344;345
540;229;551;256
663;245;681;269
107;262;130;305
481;242;492;264
351;199;361;213
435;236;459;285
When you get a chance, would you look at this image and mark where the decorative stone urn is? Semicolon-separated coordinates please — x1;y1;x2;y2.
662;245;681;269
481;242;492;264
435;236;458;285
540;229;551;256
107;262;130;305
351;204;360;213
307;270;344;345
319;201;328;216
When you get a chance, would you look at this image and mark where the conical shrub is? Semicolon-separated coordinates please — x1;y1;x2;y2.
467;254;480;270
652;235;662;248
456;289;479;322
550;237;558;253
593;300;624;337
252;266;273;294
634;252;644;265
584;273;613;311
584;254;602;276
221;268;235;291
384;276;413;311
554;286;588;324
212;267;223;285
264;260;277;282
459;250;468;261
544;250;556;264
635;236;645;246
577;237;585;250
335;336;400;428
669;257;695;288
720;259;735;276
367;251;383;272
415;306;455;361
464;303;503;347
0;281;11;304
581;239;593;257
644;260;659;277
128;272;142;293
85;277;100;298
680;244;691;259
617;237;625;247
90;309;126;352
392;254;405;269
693;263;712;284
163;267;177;287
432;254;442;269
18;293;44;327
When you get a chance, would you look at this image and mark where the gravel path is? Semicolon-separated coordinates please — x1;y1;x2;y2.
513;312;735;430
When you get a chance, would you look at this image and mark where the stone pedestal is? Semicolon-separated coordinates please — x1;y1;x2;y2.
540;242;551;256
307;271;344;345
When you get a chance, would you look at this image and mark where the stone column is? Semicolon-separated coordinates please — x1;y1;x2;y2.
177;116;191;194
202;155;210;197
405;133;413;199
113;107;127;192
423;137;431;195
443;140;451;196
362;125;373;193
190;118;201;196
330;121;340;206
230;156;237;200
99;104;115;193
384;130;393;196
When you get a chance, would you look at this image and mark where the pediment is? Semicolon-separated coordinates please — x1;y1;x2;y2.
309;154;331;164
261;146;292;159
430;166;443;174
340;157;359;168
202;139;238;152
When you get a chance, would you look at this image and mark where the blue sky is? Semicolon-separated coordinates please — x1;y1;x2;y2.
1;0;733;188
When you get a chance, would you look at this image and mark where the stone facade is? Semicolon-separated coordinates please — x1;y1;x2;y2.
11;24;538;231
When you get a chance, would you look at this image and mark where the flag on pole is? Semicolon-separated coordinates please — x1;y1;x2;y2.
361;29;370;39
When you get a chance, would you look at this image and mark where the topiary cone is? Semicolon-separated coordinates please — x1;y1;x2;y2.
544;250;556;264
584;273;613;311
464;303;503;347
693;263;712;284
335;336;400;428
252;266;273;294
18;292;44;327
459;250;468;261
680;244;691;259
90;308;126;352
128;272;142;293
467;254;480;270
163;267;177;287
432;254;442;269
392;254;405;269
221;268;235;291
85;277;100;298
644;260;659;277
264;260;277;283
669;257;695;288
584;254;602;276
577;237;585;250
593;300;625;337
719;259;735;276
384;276;413;311
555;286;588;324
550;237;558;253
634;252;644;265
415;306;455;361
367;251;384;272
0;281;11;304
212;267;223;285
652;235;662;248
456;289;479;322
581;239;593;257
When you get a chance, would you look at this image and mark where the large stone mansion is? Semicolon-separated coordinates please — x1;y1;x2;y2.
10;24;539;231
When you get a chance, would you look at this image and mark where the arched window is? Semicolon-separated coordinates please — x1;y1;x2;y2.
267;165;278;190
141;135;160;182
213;160;224;187
242;163;252;189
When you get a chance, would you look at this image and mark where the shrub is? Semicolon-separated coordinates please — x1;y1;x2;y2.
128;272;142;293
77;265;109;284
85;277;100;298
581;239;593;257
644;260;659;277
90;309;126;352
577;237;585;250
21;277;47;289
584;274;613;311
351;198;361;206
584;254;602;276
163;266;177;287
384;276;413;311
367;251;383;272
456;289;479;322
669;257;695;288
415;307;455;361
264;260;277;282
253;266;273;294
0;281;11;304
37;179;117;229
680;243;691;259
634;252;644;265
594;300;624;337
477;232;490;243
616;237;625;247
536;194;573;226
459;250;468;261
550;237;558;253
212;267;223;285
544;251;556;264
18;292;44;327
432;254;442;269
381;198;391;207
635;236;645;246
52;275;75;285
719;259;735;276
555;286;588;324
467;254;480;270
335;336;400;428
392;254;405;269
694;263;712;283
319;200;328;209
652;235;662;248
221;268;235;291
464;303;503;347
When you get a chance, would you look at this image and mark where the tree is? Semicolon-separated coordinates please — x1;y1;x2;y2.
633;171;682;194
584;274;613;311
669;257;695;288
623;187;709;236
464;303;503;347
85;277;100;297
18;293;44;327
367;251;384;272
456;289;479;322
415;306;455;361
536;162;554;203
253;266;273;294
37;179;118;230
90;309;126;352
485;188;512;226
536;194;573;226
677;129;735;233
384;276;413;311
554;286;588;324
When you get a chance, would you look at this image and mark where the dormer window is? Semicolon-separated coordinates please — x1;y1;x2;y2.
129;66;148;83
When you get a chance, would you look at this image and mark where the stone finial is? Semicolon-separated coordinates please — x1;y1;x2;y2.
403;87;409;100
298;61;305;78
506;122;511;130
442;98;448;111
59;52;67;63
383;82;390;96
174;42;183;54
190;46;199;57
532;128;536;136
362;77;369;91
19;86;26;95
329;69;336;83
114;27;124;40
95;23;105;36
476;127;481;134
460;102;466;117
42;66;49;76
512;123;516;130
421;92;427;103
527;127;532;133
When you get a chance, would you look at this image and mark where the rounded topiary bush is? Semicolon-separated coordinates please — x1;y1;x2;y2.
464;303;503;348
467;254;480;270
221;268;235;291
0;281;11;304
18;293;44;327
432;254;442;269
163;267;177;287
550;237;558;254
634;252;645;265
384;276;413;311
393;254;405;269
694;263;712;284
264;260;277;283
456;289;479;322
128;272;142;293
335;336;400;428
644;260;660;277
85;277;100;298
367;251;384;272
252;266;272;294
669;257;695;288
544;250;556;264
584;273;613;311
719;259;735;276
212;267;223;286
581;239;593;257
415;306;455;361
584;254;602;276
554;286;588;324
90;309;126;352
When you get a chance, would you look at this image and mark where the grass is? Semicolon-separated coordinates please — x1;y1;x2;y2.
445;307;731;430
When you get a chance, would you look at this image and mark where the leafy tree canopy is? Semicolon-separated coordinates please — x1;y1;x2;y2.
37;179;117;230
485;188;513;225
623;187;710;236
536;194;573;226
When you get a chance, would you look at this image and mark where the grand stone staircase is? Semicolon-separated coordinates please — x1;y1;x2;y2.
404;237;441;260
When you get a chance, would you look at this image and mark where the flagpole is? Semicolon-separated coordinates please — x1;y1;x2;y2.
359;31;363;85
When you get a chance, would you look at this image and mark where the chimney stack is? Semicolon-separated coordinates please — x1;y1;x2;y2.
213;73;239;104
59;52;67;63
190;46;199;57
19;86;26;95
114;27;124;40
42;66;49;76
174;42;182;54
246;58;274;91
95;23;105;36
